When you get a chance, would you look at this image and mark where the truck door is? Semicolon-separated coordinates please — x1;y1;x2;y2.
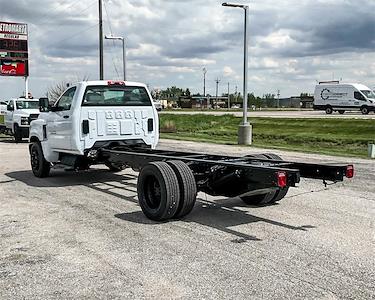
354;91;365;107
47;87;76;150
4;100;14;129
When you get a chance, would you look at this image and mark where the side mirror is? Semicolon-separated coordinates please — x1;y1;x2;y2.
39;97;50;112
7;104;14;111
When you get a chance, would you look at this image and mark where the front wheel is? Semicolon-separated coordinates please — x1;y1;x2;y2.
30;142;51;178
361;106;369;115
14;124;22;143
325;106;333;114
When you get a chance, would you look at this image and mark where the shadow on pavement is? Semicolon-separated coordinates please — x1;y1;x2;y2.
6;169;316;243
0;137;28;144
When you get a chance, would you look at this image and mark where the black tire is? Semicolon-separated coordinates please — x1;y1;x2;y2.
240;153;277;205
167;160;197;218
241;191;278;205
325;106;333;114
14;124;22;143
338;110;345;115
137;162;180;221
30;142;51;178
361;106;369;115
263;153;289;204
104;161;126;172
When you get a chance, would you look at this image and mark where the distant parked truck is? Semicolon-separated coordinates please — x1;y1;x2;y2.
0;98;40;142
313;81;375;114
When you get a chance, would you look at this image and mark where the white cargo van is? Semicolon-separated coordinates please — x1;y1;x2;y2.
313;82;375;114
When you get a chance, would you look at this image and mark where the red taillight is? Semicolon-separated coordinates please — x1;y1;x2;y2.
346;165;354;178
108;80;125;86
277;171;287;188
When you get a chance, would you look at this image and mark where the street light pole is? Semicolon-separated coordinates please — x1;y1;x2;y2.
105;35;126;81
99;0;104;80
203;67;207;97
227;82;230;109
215;78;221;109
222;2;252;145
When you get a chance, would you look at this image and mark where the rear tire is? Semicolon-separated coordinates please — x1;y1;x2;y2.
241;153;277;205
241;191;277;205
241;153;289;206
167;160;197;218
14;124;22;143
325;106;333;114
137;162;180;221
361;106;369;115
30;142;51;178
338;110;345;114
263;153;289;204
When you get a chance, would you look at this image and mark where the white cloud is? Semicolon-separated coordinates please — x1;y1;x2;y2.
0;0;374;99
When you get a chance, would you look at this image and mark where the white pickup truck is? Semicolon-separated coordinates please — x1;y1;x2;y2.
29;80;159;176
29;80;353;221
0;98;40;142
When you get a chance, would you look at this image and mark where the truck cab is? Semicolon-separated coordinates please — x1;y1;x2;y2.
1;98;40;141
29;80;159;175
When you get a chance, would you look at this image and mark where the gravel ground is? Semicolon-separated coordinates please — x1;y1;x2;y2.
0;138;374;299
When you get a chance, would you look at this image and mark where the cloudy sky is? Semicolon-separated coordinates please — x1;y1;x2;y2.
0;0;374;99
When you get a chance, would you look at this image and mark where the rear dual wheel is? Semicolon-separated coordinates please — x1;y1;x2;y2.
137;161;197;221
240;153;289;206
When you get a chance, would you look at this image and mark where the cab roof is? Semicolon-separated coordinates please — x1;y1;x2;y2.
79;80;148;88
317;82;371;91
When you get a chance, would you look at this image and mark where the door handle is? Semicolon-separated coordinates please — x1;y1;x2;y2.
63;115;69;119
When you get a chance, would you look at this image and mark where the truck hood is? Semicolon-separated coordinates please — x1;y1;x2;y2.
16;109;40;116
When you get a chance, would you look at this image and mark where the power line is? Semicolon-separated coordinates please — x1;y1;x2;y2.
37;0;96;26
45;22;99;49
103;0;121;79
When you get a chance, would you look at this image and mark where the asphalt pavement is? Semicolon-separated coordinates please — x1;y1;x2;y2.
0;138;374;299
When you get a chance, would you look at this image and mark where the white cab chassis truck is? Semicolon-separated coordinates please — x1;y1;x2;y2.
29;80;354;221
313;81;375;114
0;98;41;142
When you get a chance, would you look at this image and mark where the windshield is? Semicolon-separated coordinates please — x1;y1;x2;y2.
361;90;375;99
82;86;152;106
16;100;39;109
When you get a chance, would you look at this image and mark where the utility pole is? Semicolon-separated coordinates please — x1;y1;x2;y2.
277;89;280;109
99;0;104;80
227;82;230;109
203;67;207;97
215;78;221;109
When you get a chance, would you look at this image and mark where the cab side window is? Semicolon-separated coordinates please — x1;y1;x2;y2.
7;101;14;110
55;87;77;110
354;91;365;101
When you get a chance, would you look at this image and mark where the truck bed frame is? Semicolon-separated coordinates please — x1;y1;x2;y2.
99;145;353;220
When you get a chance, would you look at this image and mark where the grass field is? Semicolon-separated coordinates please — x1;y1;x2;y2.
160;114;375;158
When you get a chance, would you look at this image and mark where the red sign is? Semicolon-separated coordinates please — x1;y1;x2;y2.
0;21;28;77
0;60;26;76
